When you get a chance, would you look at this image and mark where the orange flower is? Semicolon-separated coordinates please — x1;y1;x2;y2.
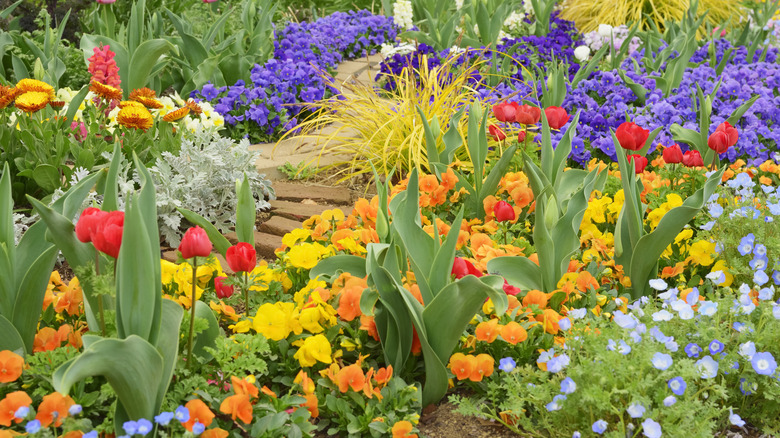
419;174;439;194
0;86;22;109
374;366;393;386
201;428;229;438
260;386;277;398
231;376;259;399
391;420;418;438
302;393;319;418
469;354;494;382
117;105;153;130
536;309;561;334
162;107;190;122
0;350;24;383
510;185;534;209
575;271;599;293
335;364;365;393
118;100;145;109
15;92;50;113
0;391;33;426
500;321;527;345
89;81;122;101
33;327;61;352
16;78;54;97
54;280;83;316
48;100;65;109
522;290;548;309
337;279;364;322
660;262;685;279
475;319;500;343
35;392;74;427
439;168;458;190
449;353;475;380
360;315;380;341
129;88;163;109
294;370;316;394
186;99;203;115
182;399;215;432
219;394;253;424
62;432;84;438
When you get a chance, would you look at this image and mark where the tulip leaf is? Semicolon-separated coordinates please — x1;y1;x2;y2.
487;255;543;291
371;266;413;371
155;299;183;411
102;144;122;212
0;315;24;353
127;39;176;93
193;300;219;362
235;174;256;246
310;255;367;282
177;207;232;256
427;207;464;299
726;95;759;126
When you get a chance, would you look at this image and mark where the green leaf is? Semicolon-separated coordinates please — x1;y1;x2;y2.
193;300;219;361
235;174;255;246
155;299;183;412
32;164;61;192
0;314;24;353
177;208;231;256
102;143;122;212
486;255;543;291
65;85;90;128
53;335;164;422
127;39;175;93
309;255;367;282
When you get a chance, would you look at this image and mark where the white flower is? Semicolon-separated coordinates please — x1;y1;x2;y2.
648;278;668;291
504;11;526;32
392;0;414;30
598;24;614;37
455;0;464;10
573;45;591;62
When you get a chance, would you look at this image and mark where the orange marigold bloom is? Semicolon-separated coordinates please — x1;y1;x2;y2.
89;80;122;101
0;350;24;383
129;88;163;109
475;319;500;343
391;420;418;438
0;391;32;426
0;86;20;109
219;394;253;424
500;321;528;345
449;353;475;380
48;100;65;109
162;106;190;122
33;327;61;353
335;364;365;393
186;99;203;115
522;289;549;309
469;354;494;382
35;392;74;427
15;92;50;113
201;428;229;438
231;376;259;399
16;78;54;98
117;105;153;130
118;100;145;109
182;399;215;431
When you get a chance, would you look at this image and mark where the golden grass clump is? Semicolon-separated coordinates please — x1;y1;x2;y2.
560;0;746;34
277;52;495;183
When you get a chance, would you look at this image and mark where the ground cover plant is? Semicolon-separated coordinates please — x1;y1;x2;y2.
3;0;780;437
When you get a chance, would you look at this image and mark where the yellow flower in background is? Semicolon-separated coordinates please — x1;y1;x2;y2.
16;78;54;97
299;307;325;333
293;334;333;367
161;259;178;285
686;240;717;266
607;189;625;217
321;209;345;223
287;242;329;270
710;260;734;287
117;104;153;130
646;194;683;229
249;263;274;291
230;319;253;333
282;228;311;248
253;302;302;341
293;278;328;307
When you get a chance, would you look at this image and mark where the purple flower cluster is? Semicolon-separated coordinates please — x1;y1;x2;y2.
192;10;398;142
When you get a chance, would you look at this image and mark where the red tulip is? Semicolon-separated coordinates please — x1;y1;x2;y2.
502;279;521;296
662;144;683;164
92;211;124;259
515;104;541;125
517;130;526;143
492;101;519;123
628;154;648;174
452;257;482;279
544;106;569;129
75;207;107;243
488;124;506;141
713;121;738;147
179;226;213;259
615;121;650;151
682;150;704;167
226;242;257;273
214;276;234;299
707;131;729;154
493;200;516;222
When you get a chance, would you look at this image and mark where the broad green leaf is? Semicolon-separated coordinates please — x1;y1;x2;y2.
12;246;58;353
372;265;413;371
102;143;122;212
155;299;183;412
0;162;13;256
427;207;464;298
192;300;219;361
235;174;255;246
310;255;367;282
127;39;175;93
0;244;13;318
0;314;24;353
32;164;61;192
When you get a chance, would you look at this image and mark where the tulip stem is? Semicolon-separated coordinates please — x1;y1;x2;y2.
244;271;250;314
95;252;106;337
187;256;198;370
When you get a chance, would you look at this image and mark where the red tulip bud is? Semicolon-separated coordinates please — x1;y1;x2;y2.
517;130;527;143
488;124;506;141
92;211;124;259
452;257;482;279
707;131;729;154
226;242;257;273
628;154;648;174
492;101;519;123
493;200;516;222
544;106;569;129
75;207;107;243
214;276;234;299
682;150;704;167
615;121;650;151
662;144;683;164
515;104;541;125
715;121;738;147
179;226;213;259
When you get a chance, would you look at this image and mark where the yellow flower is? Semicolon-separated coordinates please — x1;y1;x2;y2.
299;307;325;333
161;259;178;285
117;105;153;130
686;240;716;266
282;228;311;248
710;260;733;287
321;209;345;223
230;319;253;333
249;263;274;292
162;106;190;122
16;78;54;97
293;334;332;367
15;91;50;113
287;242;329;270
252;302;301;341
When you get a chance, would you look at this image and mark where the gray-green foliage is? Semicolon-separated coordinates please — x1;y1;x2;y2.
145;129;274;247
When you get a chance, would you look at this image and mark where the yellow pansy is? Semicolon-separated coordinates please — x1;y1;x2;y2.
249;263;275;292
287;242;330;270
321;208;345;223
282;228;311;248
253;302;302;341
230;319;253;333
293;334;333;367
686;240;717;266
299;307;325;333
161;259;178;285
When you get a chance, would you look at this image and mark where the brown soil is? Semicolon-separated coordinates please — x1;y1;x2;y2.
417;402;520;438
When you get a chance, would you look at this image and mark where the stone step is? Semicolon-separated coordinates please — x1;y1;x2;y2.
272;181;352;205
258;215;303;237
269;199;349;221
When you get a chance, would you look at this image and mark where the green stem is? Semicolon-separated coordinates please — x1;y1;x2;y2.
96;251;106;337
244;271;250;314
187;256;198;369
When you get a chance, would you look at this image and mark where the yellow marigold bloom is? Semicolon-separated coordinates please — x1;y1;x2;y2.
0;86;20;109
118;100;145;109
90;81;122;101
129;87;163;109
14;91;50;113
293;334;332;367
186;99;203;115
287;242;329;270
117;104;153;130
162;106;190;122
16;78;54;98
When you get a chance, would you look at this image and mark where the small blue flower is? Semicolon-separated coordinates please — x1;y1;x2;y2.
739;341;756;360
751;351;778;376
758;288;773;300
663;395;677;406
738;234;755;256
174;405;190;423
733;321;746;332
547;354;570;373
729;408;746;427
83;432;98;438
592;419;608;435
499;357;516;372
754;269;769;286
740;378;757;395
696;355;719;379
193;422;206;435
123;421;139;435
753;243;767;257
774;305;780;320
684;343;701;358
572;433;581;438
642;418;662;438
665;339;679;352
708;339;725;355
136;418;153;436
155;411;175;426
546;394;567;411
773;270;780;285
558;317;572;331
651;352;673;370
627;403;645;418
68;404;82;416
568;308;587;320
698;301;718;316
652;310;673;321
25;419;41;434
14;406;29;419
560;377;577;394
618;340;632;355
648;279;668;291
668;377;687;395
613;311;638;329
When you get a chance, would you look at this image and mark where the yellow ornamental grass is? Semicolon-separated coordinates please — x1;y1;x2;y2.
278;52;489;183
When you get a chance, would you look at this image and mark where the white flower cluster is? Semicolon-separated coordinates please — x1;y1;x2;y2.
455;0;464;10
503;11;527;33
581;24;641;54
393;0;414;30
522;0;534;15
380;42;417;59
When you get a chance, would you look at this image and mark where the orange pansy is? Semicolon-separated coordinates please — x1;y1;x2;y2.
522;290;548;309
302;393;319;418
182;399;215;432
335;364;365;393
391;420;418;438
469;354;494;382
0;391;33;426
201;428;229;438
500;321;528;345
33;327;61;353
219;394;253;424
35;392;74;427
475;319;500;343
0;350;24;383
449;353;475;381
231;376;259;399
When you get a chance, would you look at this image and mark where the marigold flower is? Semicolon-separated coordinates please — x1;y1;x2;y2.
219;394;253;424
391;420;418;438
15;92;50;113
0;391;33;426
475;319;500;343
129;87;163;109
35;392;74;427
0;86;21;109
469;354;494;382
182;399;214;432
163;106;190;122
48;100;65;109
117;104;153;130
449;353;475;380
500;321;528;345
16;78;54;97
186;99;203;114
89;80;122;101
0;350;24;383
118;100;144;109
